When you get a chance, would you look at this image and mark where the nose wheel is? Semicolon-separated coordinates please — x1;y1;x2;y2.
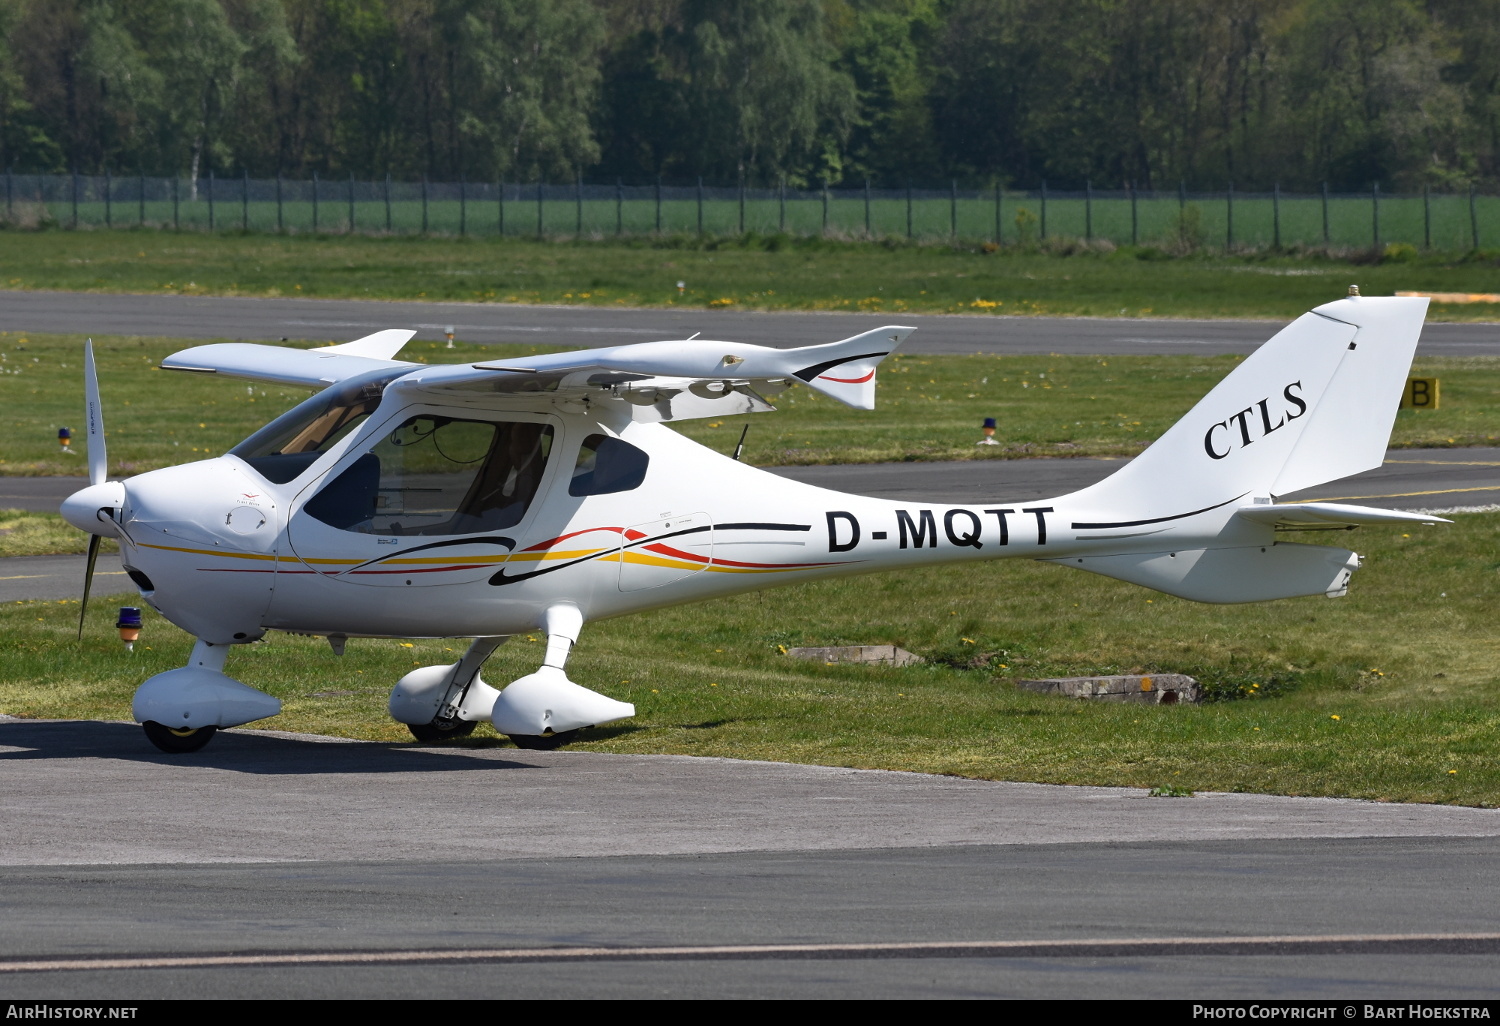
142;721;218;754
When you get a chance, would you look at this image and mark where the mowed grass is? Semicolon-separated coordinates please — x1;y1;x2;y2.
0;509;113;556
4;230;1500;321
4;508;1496;805
3;331;1497;487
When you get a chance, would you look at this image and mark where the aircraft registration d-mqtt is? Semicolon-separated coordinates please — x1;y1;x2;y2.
62;295;1444;754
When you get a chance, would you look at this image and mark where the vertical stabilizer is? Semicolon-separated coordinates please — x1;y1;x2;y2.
1063;296;1426;518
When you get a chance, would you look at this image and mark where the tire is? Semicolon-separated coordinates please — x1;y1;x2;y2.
142;721;218;754
507;730;580;751
407;718;478;743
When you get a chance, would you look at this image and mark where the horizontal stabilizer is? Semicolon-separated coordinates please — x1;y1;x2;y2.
162;342;417;388
1047;543;1360;603
1236;502;1450;528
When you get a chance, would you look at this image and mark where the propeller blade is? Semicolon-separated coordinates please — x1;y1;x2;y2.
84;339;106;487
78;534;101;640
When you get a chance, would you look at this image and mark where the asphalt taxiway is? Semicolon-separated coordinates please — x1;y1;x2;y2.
3;288;1498;355
1;719;1498;999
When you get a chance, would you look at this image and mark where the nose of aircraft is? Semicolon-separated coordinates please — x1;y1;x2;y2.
61;480;126;537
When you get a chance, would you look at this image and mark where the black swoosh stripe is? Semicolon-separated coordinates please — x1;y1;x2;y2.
793;352;889;382
717;522;811;532
340;535;515;575
1070;494;1246;531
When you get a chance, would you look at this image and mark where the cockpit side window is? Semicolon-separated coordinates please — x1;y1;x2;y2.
306;415;554;536
569;434;649;496
230;367;412;484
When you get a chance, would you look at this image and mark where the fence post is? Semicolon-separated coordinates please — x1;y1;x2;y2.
276;172;283;232
104;167;111;228
311;170;318;233
1040;180;1047;240
696;176;703;236
616;178;623;236
864;177;871;238
172;174;179;230
779;176;786;233
995;181;1002;245
1085;179;1092;240
208;169;215;232
1321;182;1329;245
459;174;466;237
821;178;828;235
906;184;912;239
1372;181;1380;250
348;171;355;233
242;168;249;231
1470;184;1479;249
71;167;78;228
575;171;582;235
1423;185;1430;249
1129;181;1137;245
536;178;543;237
950;179;957;241
1178;180;1185;211
385;173;392;232
1273;182;1280;249
655;174;662;233
5;165;11;222
1226;181;1233;249
420;175;428;234
138;169;144;225
498;177;504;237
740;173;746;235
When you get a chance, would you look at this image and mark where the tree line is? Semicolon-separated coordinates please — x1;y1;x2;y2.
2;0;1497;193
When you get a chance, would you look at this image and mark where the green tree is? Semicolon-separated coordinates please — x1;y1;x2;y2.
835;0;942;183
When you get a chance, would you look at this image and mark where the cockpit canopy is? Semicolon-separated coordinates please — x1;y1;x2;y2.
230;367;413;484
305;415;554;536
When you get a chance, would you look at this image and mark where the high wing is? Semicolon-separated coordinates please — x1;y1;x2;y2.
162;325;916;421
161;330;420;388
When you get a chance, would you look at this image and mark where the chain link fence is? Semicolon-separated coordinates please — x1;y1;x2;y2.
2;172;1493;251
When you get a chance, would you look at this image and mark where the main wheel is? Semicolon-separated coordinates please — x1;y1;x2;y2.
142;721;218;754
507;730;580;751
407;718;478;743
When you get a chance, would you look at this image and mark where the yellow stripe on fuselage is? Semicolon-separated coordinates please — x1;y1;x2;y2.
137;543;511;566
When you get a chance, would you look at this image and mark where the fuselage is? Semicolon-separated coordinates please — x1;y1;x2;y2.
95;384;1271;646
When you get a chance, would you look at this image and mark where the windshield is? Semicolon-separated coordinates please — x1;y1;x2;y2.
230;367;414;484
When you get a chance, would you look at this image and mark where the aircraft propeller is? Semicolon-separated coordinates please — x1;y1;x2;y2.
78;339;106;640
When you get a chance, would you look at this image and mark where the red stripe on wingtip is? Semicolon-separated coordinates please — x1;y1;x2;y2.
818;369;876;384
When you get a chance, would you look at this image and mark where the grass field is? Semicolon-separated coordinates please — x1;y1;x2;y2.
3;331;1496;486
7;173;1499;251
0;509;113;556
3;231;1500;321
4;505;1495;806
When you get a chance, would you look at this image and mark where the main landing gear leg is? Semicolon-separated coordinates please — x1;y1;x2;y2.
491;604;636;750
392;636;508;743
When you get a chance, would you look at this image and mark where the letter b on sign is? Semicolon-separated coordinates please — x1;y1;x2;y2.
1400;377;1439;410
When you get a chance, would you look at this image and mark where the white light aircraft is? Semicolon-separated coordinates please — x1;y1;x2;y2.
61;294;1445;753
